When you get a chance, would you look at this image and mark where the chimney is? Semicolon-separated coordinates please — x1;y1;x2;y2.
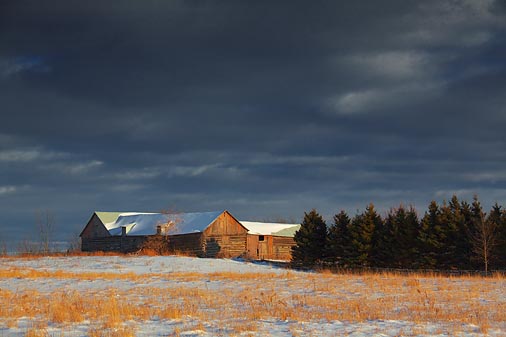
121;226;127;237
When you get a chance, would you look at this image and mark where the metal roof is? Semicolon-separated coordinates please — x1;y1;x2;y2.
92;211;301;237
98;211;224;236
240;221;301;237
95;212;124;225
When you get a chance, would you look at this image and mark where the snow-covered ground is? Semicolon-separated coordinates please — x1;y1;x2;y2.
1;256;505;336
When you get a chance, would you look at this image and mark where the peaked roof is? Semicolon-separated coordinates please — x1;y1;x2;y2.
95;211;130;225
240;221;301;237
98;210;225;236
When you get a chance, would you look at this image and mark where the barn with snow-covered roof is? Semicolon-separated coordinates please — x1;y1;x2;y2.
80;210;249;257
241;221;301;261
80;210;301;260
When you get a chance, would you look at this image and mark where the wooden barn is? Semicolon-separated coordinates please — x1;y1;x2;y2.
80;210;249;257
241;221;301;261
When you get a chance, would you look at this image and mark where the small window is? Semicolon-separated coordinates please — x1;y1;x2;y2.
259;235;265;241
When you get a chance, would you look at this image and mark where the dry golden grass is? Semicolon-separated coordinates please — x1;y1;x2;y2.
25;328;50;337
1;258;505;336
0;251;126;259
0;266;142;280
0;249;198;259
88;325;137;337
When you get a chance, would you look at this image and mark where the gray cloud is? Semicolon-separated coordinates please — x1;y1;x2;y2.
0;186;18;195
1;0;506;245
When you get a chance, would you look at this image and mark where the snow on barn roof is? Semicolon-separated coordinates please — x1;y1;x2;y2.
95;212;125;225
96;211;224;236
94;211;301;237
240;221;301;237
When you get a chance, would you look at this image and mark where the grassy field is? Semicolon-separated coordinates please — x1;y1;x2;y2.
0;255;505;336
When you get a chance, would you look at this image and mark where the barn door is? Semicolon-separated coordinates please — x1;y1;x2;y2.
258;235;267;260
259;242;268;260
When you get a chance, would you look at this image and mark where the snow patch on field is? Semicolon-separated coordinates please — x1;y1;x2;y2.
0;256;286;274
1;256;505;336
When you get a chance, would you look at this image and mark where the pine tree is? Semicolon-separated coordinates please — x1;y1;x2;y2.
419;201;445;269
398;206;420;268
291;209;327;266
437;195;472;269
438;200;460;269
378;205;420;268
376;208;397;268
486;203;502;270
496;207;506;269
348;203;382;267
459;200;474;269
326;210;352;266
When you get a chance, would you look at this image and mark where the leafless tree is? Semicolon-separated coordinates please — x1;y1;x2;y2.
157;208;182;235
139;208;181;255
67;231;82;253
470;212;497;274
0;239;7;256
17;239;38;255
36;209;54;254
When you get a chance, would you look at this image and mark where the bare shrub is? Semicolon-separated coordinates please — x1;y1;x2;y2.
138;235;171;255
36;209;54;254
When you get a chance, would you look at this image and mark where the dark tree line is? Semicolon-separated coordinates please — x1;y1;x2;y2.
292;196;506;272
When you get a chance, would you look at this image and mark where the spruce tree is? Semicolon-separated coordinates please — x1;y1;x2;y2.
376;208;397;268
397;206;420;268
419;201;445;269
468;196;484;268
496;207;506;269
378;205;420;268
437;201;458;269
486;203;502;270
459;200;474;269
291;209;327;266
326;210;352;266
438;196;466;269
348;203;382;267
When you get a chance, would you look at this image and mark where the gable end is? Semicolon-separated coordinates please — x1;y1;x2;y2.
80;213;112;238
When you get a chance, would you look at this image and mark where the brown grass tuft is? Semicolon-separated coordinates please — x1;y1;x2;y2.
1;258;505;335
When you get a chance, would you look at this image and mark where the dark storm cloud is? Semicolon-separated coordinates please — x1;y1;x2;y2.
1;0;506;246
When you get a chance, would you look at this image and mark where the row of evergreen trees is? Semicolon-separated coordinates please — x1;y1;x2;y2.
291;196;506;271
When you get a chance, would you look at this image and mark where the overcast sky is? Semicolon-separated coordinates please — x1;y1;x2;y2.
1;1;506;245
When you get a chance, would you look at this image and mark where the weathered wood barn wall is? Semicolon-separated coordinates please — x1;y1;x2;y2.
80;211;249;258
80;211;300;260
80;213;112;239
246;234;296;261
241;221;301;261
201;212;248;257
